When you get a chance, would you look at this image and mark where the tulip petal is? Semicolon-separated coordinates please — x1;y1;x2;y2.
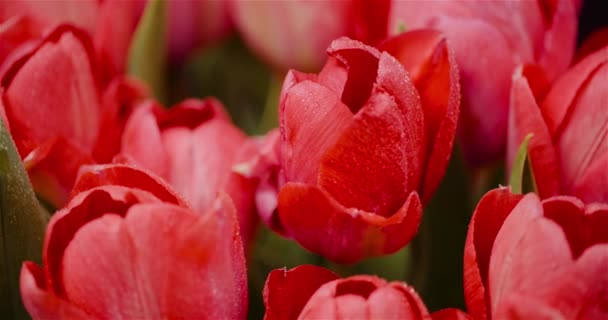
431;308;472;320
327;37;381;112
318;51;424;215
352;0;390;46
489;196;608;319
553;56;608;196
564;244;608;319
380;30;461;203
92;77;148;162
24;137;94;207
94;0;139;83
0;15;42;65
368;283;430;319
536;0;577;81
299;276;384;319
463;187;523;320
153;196;248;319
316;57;347;97
318;91;408;216
542;45;607;135
0;1;98;33
20;262;90;319
44;187;161;296
71;164;188;207
495;295;567;320
233;130;281;232
62;213;162;318
120;101;169;178
570;153;608;203
62;198;247;319
156;98;225;129
543;197;608;259
507;66;560;198
278;183;421;263
162;114;246;213
280;80;353;184
263;265;339;320
373;52;425;193
489;205;571;315
2;27;100;157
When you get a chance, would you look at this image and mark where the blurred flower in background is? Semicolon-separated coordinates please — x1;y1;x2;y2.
230;0;390;72
0;0;140;82
0;25;146;207
389;0;578;166
134;0;233;62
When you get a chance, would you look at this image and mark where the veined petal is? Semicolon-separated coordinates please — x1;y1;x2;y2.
553;54;608;196
542;45;607;136
463;187;523;320
43;187;162;296
2;27;100;157
570;154;608;203
487;194;555;314
280;80;353;184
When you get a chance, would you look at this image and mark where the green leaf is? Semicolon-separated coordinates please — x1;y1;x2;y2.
128;0;167;104
509;133;533;194
0;120;50;319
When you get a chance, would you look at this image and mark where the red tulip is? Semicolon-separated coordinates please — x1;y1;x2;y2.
508;45;608;203
390;0;578;165
119;98;259;245
0;0;139;82
264;265;469;320
230;0;390;72
464;187;608;319
20;181;248;319
0;25;146;207
276;33;459;263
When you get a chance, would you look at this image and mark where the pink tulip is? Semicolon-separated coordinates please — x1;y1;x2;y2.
508;44;608;203
464;187;608;319
390;0;578;165
230;0;390;72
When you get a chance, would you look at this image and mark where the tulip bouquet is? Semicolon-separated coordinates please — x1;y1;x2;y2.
0;0;606;319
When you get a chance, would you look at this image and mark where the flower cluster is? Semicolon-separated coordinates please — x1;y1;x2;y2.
0;0;605;319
